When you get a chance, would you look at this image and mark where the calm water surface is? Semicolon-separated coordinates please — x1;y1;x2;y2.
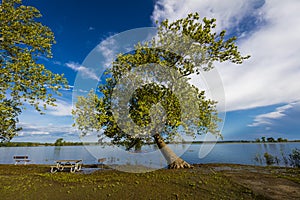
0;143;299;168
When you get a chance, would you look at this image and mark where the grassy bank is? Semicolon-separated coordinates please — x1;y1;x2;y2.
0;164;299;200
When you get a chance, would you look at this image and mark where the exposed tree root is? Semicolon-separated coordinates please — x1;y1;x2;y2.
168;158;193;169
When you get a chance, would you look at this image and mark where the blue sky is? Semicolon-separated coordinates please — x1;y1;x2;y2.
13;0;300;142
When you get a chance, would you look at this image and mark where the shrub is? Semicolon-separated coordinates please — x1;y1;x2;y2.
289;148;300;168
264;152;276;165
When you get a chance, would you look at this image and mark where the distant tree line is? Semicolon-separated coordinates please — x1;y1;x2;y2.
0;142;52;147
0;138;83;147
53;138;83;146
255;137;288;143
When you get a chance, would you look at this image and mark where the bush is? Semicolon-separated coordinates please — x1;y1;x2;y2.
289;148;300;168
264;152;276;165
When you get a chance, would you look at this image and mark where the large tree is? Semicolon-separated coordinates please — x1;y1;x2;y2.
73;13;249;169
0;0;67;141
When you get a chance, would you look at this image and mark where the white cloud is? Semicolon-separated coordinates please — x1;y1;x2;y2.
29;131;50;135
96;37;117;67
248;103;293;127
66;62;100;81
53;60;62;65
152;0;262;31
152;0;300;112
47;99;73;116
248;101;299;127
17;122;75;136
59;85;74;91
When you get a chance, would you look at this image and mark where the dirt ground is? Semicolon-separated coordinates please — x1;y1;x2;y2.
0;164;299;200
207;164;300;200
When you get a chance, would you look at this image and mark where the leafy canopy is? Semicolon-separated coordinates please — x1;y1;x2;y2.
73;13;249;149
0;0;68;141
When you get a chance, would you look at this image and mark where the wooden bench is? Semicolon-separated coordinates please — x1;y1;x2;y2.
50;160;82;173
13;156;31;165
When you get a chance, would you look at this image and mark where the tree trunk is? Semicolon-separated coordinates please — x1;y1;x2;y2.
153;133;193;169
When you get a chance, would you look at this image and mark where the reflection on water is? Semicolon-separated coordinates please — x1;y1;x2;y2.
53;146;61;160
0;143;299;167
252;143;299;167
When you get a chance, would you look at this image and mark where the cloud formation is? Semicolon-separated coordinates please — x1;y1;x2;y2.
96;37;117;68
47;99;73;116
244;101;300;139
248;102;297;127
152;0;264;32
152;0;300;112
66;62;99;81
15;122;78;142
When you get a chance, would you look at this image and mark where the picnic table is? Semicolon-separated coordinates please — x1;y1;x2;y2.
13;156;31;165
50;159;82;173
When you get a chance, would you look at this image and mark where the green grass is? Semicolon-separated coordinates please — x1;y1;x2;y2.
0;164;299;199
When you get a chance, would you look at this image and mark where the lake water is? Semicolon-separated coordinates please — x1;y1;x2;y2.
1;143;299;169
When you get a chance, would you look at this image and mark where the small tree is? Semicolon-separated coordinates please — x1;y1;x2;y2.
54;138;64;146
261;137;266;143
267;137;275;142
0;0;68;140
289;148;300;168
264;152;276;166
277;137;288;142
73;13;249;169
